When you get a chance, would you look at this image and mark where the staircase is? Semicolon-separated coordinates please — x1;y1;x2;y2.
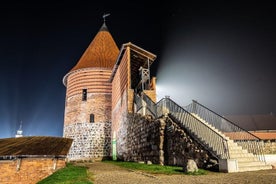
135;94;272;172
192;113;272;172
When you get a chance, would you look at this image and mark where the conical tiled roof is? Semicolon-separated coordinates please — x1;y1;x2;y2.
69;22;119;72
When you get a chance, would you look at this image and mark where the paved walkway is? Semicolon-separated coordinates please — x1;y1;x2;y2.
79;162;276;184
84;162;161;184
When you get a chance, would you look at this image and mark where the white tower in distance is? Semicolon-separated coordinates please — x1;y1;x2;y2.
15;121;23;138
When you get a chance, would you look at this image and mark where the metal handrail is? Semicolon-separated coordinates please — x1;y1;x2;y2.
141;93;157;117
134;94;143;112
135;93;266;163
185;100;265;162
134;93;157;117
156;97;230;159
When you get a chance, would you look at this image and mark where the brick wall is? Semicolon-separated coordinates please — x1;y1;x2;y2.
111;49;130;158
111;49;129;110
66;68;112;97
0;158;66;184
64;68;112;125
112;90;128;160
64;93;112;125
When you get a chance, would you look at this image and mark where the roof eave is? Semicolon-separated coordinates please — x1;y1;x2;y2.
109;42;157;82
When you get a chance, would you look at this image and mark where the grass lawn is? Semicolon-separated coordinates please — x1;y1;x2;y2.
37;160;207;183
37;163;93;184
103;160;207;175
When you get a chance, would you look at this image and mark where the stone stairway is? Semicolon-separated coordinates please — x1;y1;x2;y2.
191;113;272;172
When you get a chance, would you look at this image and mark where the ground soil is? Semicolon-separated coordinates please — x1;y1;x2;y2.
76;161;276;184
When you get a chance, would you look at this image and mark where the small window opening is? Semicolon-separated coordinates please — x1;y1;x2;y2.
82;89;87;101
90;114;94;123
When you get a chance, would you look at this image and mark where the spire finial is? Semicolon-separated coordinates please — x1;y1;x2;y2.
103;13;110;22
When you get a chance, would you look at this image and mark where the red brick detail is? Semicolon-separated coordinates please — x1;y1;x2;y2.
0;158;66;184
69;27;119;71
112;50;129;110
66;69;112;98
64;93;111;125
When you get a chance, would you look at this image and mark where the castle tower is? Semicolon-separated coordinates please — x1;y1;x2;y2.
63;22;119;160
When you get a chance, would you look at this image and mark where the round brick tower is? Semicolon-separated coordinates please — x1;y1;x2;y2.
63;22;119;160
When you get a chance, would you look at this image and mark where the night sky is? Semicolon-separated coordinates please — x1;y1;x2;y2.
0;1;275;138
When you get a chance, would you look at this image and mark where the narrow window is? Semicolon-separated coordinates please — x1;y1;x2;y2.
90;114;94;123
82;89;87;101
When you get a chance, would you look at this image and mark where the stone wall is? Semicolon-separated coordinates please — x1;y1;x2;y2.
64;122;111;161
124;114;165;164
232;140;276;155
0;158;66;184
118;113;217;169
263;141;276;154
164;116;217;168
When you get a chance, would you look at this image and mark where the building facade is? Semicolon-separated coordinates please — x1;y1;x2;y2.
63;22;120;160
63;21;157;161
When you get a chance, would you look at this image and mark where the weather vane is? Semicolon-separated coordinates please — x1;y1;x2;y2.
103;13;110;22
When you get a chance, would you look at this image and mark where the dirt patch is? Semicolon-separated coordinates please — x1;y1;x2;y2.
79;162;276;184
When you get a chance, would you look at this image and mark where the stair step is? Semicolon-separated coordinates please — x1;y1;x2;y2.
228;148;245;153
184;113;270;172
238;161;268;167
229;153;255;158
234;157;260;162
238;165;272;172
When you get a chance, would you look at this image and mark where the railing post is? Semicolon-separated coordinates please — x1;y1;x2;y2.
163;96;170;116
141;94;147;116
192;100;197;114
142;100;147;116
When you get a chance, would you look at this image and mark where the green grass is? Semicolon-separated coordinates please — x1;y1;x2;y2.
103;160;207;175
37;163;93;184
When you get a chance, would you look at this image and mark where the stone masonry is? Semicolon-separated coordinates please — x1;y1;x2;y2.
64;122;111;161
117;113;218;170
164;116;218;169
124;114;165;164
263;141;276;154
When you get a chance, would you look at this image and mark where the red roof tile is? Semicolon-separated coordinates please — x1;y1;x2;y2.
70;22;119;72
251;132;276;140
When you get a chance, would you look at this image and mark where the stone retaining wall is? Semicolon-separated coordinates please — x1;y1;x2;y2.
124;114;165;164
118;114;217;169
164;117;217;168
